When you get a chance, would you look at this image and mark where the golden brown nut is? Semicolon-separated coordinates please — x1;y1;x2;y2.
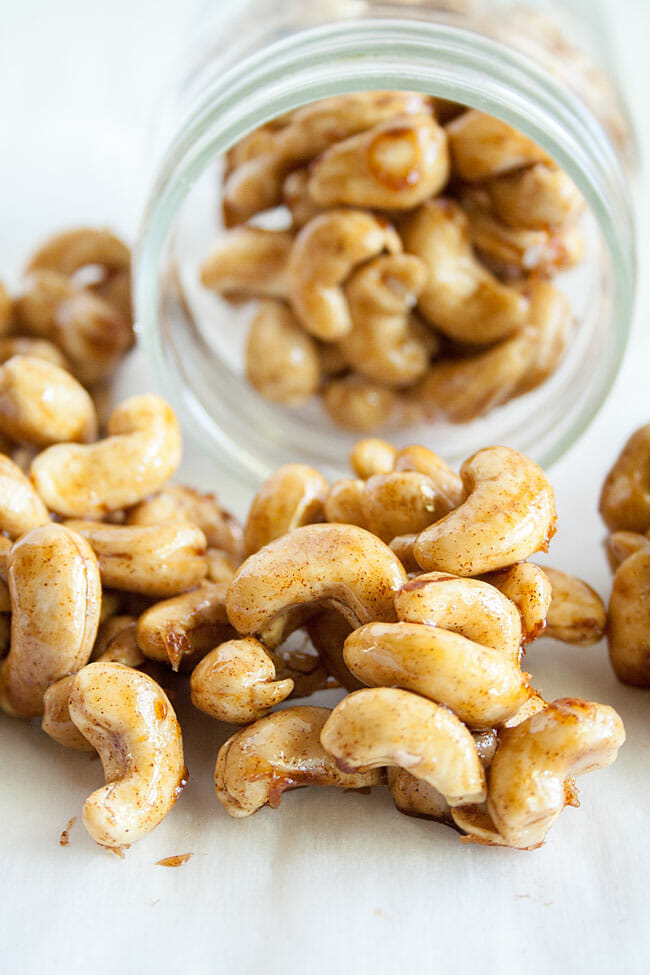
0;336;69;370
323;478;368;528
605;529;650;570
323;377;397;431
541;566;607;645
599;424;650;533
200;228;293;300
392;444;465;508
607;550;650;686
349;438;397;479
483;562;552;643
246;300;321;405
215;705;382;817
26;227;130;277
361;471;452;543
445;110;550;181
305;608;363;692
205;548;239;584
0;282;11;335
92;615;143;666
283;169;326;229
68;661;186;847
136;581;229;671
486;163;584;230
42;675;95;751
0;454;50;539
243;463;328;555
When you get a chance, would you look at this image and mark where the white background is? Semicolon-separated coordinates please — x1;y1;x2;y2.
0;1;649;973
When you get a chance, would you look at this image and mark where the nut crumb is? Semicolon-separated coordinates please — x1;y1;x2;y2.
59;816;77;846
156;853;193;868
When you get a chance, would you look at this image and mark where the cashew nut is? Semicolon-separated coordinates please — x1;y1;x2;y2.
243;463;328;556
445;109;550;181
200;228;293;300
246;300;321;405
400;199;528;344
541;566;607;645
607;549;650;686
392;445;465;509
483;562;552;643
136;581;229;671
323;478;368;529
486;163;584;230
361;472;452;543
287;209;401;340
68;661;186;847
323;377;397;431
349;438;397;480
191;636;294;724
321;687;486;805
0;453;50;539
31;394;182;517
305;608;363;692
487;698;625;849
65;521;207;597
215;705;381;817
413;446;556;575
0;524;101;717
206;548;239;584
26;227;130;277
227;523;406;636
605;529;650;571
599;424;650;533
0;336;69;370
0;282;11;334
283;169;325;229
93;615;144;667
42;675;95;751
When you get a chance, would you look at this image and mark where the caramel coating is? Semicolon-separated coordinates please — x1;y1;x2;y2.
200;228;293;300
445;110;550;181
243;463;328;556
42;675;95;751
136;581;229;671
486;163;584;230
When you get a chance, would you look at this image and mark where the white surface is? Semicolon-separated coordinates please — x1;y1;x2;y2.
1;2;649;973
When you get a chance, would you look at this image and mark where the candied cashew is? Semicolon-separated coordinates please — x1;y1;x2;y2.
191;636;294;724
31;394;182;518
349;438;397;479
287;209;401;341
26;227;130;277
343;621;530;728
243;463;328;555
0;336;69;370
246;300;321;405
42;675;95;751
486;162;584;230
215;705;381;818
283;169;326;229
323;478;368;528
65;521;207;597
227;523;407;637
68;662;186;848
323;377;397;431
445;109;550;181
393;445;465;508
200;228;293;300
607;550;650;686
413;446;556;575
0;282;11;334
606;529;650;570
92;615;143;666
483;562;552;643
0;355;97;446
487;698;625;849
361;472;452;543
306;608;363;692
206;548;239;584
540;566;607;645
136;581;229;671
320;687;486;805
0;454;50;539
400;199;528;345
599;424;650;533
307;113;449;210
0;524;101;718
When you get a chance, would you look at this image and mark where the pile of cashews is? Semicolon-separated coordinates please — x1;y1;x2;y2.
200;91;585;431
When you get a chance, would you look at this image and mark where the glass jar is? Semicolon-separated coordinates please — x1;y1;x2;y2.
136;0;636;493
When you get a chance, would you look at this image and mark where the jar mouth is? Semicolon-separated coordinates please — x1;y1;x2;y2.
136;16;636;489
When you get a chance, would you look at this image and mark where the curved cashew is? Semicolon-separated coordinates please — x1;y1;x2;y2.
349;438;397;479
487;698;625;849
393;445;465;509
191;636;294;724
0;454;50;538
606;529;650;571
599;424;650;533
243;463;328;556
227;523;407;636
445;109;550;181
413;446;556;575
483;562;552;643
206;548;239;584
200;228;293;300
338;254;433;388
0;336;69;370
92;616;144;667
307;113;449;210
136;581;229;671
321;687;486;805
361;472;451;543
323;478;368;529
222;154;289;226
343;622;530;728
513;280;573;396
65;521;207;597
305;608;363;692
486;162;584;230
607;550;650;686
31;394;182;517
0;355;96;446
394;571;523;661
68;661;186;847
215;705;381;817
283;169;326;229
287;209;401;340
0;524;101;717
323;377;397;431
400;199;528;345
26;227;130;277
246;300;321;405
42;675;95;751
389;534;420;572
541;566;607;645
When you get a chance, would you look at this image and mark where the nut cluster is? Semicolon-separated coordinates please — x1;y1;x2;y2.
200;91;585;431
600;423;650;686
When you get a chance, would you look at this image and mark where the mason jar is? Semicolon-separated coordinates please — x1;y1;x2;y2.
135;0;636;493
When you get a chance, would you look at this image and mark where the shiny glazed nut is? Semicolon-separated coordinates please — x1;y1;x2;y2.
42;675;95;751
50;290;134;386
243;463;328;556
305;608;363;692
127;484;243;559
393;445;465;509
65;521;207;597
413;446;556;575
338;254;433;388
349;438;397;479
68;661;186;847
0;454;50;538
227;523;407;637
445;109;550;181
320;687;486;805
483;562;552;643
486;163;584;230
607;550;650;686
307;113;449;210
343;621;530;728
287;209;401;340
222;154;289;226
606;529;650;570
26;227;130;277
136;581;229;671
200;228;293;300
541;566;607;645
215;705;381;818
387;768;454;824
283;169;325;229
513;280;573;396
31;394;182;517
323;479;368;529
388;533;420;572
395;571;523;661
0;524;101;718
487;698;625;849
0;336;70;370
400;199;528;345
0;355;97;446
361;472;450;543
323;377;397;431
93;616;144;667
246;300;321;405
599;424;650;532
191;636;294;724
206;548;239;584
